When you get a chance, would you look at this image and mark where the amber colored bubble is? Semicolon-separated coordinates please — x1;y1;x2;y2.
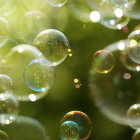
60;111;92;140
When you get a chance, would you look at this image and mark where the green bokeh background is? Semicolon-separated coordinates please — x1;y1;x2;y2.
0;1;140;139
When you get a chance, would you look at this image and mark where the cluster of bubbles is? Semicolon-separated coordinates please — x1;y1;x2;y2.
60;111;92;140
68;0;140;29
0;0;76;139
89;27;140;139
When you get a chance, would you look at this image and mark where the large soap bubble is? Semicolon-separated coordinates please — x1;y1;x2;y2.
89;39;140;125
0;114;47;140
34;29;69;66
0;44;51;101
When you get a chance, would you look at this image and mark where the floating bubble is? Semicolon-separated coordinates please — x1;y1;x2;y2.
0;130;9;140
132;129;140;140
128;30;140;43
131;0;140;19
24;59;55;92
127;104;140;130
89;39;140;125
88;0;130;29
0;114;47;140
0;93;19;114
60;121;80;140
46;0;68;7
60;111;92;140
34;29;69;66
92;50;115;74
19;11;49;44
0;74;14;94
0;44;48;101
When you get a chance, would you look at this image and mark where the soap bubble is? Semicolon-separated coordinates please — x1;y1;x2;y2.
0;130;9;140
0;74;14;94
89;39;140;125
60;121;80;140
132;129;140;140
60;111;92;140
128;30;140;43
92;50;115;74
0;114;47;140
73;78;82;88
34;29;69;66
0;93;19;114
46;0;68;7
0;17;9;47
88;0;130;29
19;11;49;44
127;104;140;130
126;31;140;64
131;0;140;19
0;44;48;101
24;59;55;92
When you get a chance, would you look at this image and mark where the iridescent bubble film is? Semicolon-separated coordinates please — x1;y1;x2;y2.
24;59;55;92
60;121;80;140
92;50;115;74
0;93;18;114
34;29;69;66
60;111;92;140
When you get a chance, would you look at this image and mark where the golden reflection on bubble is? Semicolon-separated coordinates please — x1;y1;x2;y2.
92;50;115;74
73;78;82;89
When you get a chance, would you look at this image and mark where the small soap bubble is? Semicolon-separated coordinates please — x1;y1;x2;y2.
92;50;115;74
60;111;92;140
128;30;140;43
73;78;82;89
0;130;9;140
132;129;140;140
24;59;55;92
60;121;80;140
127;104;140;130
0;93;19;114
46;0;68;7
19;11;49;44
0;74;14;93
34;29;69;66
